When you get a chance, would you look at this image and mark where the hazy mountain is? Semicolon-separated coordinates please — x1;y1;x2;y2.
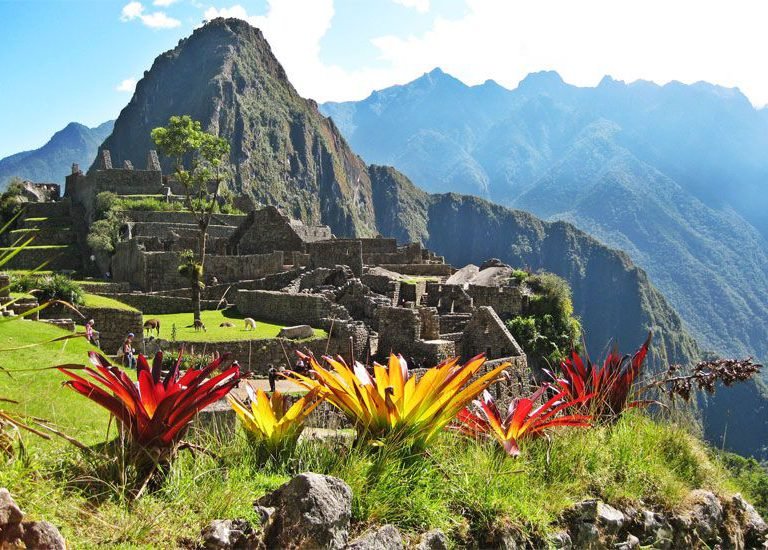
96;18;768;456
0;121;114;190
321;70;768;364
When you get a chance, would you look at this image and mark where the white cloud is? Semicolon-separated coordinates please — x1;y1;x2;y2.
115;78;137;93
120;1;181;29
200;0;768;107
153;0;178;6
392;0;429;13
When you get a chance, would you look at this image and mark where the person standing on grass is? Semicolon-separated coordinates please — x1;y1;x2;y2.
85;319;100;349
123;333;136;369
268;364;277;393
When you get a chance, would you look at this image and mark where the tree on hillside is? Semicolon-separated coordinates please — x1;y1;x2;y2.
151;116;230;323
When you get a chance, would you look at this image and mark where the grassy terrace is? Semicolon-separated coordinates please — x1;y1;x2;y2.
83;293;139;312
0;319;766;547
144;309;328;342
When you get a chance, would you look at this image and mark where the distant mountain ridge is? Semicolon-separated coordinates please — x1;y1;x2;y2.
0;121;114;190
92;18;768;456
320;69;768;366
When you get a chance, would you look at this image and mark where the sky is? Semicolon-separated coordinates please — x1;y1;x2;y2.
1;0;768;158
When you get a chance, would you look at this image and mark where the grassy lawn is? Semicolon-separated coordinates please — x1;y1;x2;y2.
0;318;765;548
144;309;327;342
0;319;109;448
83;293;139;312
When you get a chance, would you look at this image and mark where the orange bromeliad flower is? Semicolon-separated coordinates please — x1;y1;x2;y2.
287;353;509;447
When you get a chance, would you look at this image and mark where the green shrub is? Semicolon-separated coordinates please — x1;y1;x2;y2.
507;272;581;368
86;215;123;255
718;451;768;517
12;273;85;305
0;179;27;226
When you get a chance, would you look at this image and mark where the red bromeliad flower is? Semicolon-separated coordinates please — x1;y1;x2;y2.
455;386;591;457
550;334;652;420
58;351;242;451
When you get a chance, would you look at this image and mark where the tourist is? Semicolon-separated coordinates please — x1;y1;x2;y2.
267;364;277;393
85;319;100;348
122;333;136;369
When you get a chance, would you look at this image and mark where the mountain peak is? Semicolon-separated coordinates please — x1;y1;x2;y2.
517;70;566;93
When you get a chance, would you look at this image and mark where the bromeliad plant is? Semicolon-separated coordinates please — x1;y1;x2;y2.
229;385;323;460
549;334;652;421
287;353;509;448
454;386;591;457
58;351;242;465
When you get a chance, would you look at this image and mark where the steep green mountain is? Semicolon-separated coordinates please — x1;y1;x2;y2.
0;121;113;190
94;19;377;238
100;17;710;438
321;71;768;363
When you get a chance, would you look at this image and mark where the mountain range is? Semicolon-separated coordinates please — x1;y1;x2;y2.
4;18;765;457
0;121;113;190
321;69;768;367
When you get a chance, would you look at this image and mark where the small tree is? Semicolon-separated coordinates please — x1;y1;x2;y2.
151;116;230;322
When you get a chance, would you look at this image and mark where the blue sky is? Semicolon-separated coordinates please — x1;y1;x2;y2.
1;0;767;158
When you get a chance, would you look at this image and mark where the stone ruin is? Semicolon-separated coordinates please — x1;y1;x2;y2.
4;150;534;382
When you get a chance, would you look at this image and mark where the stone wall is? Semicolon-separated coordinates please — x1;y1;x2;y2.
425;283;474;313
306;240;363;277
2;245;80;271
235;290;351;328
228;206;331;255
39;302;143;354
376;306;421;357
378;263;454;277
111;241;285;290
122;210;246;226
359;238;398;254
146;321;368;374
460;306;525;360
467;285;526;319
439;313;472;334
111;293;221;314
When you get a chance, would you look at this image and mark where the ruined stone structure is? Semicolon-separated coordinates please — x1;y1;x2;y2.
5;151;532;379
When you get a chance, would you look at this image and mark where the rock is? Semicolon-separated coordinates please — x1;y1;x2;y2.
200;519;260;549
731;493;768;547
547;530;572;549
681;489;723;544
573;522;601;549
479;258;510;270
572;499;625;535
0;488;23;526
346;524;403;549
614;534;640;549
19;521;67;549
415;528;449;550
277;325;315;340
255;472;352;549
635;509;672;548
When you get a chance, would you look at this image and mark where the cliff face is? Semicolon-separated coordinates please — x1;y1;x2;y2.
368;166;699;367
99;17;699;370
95;18;376;238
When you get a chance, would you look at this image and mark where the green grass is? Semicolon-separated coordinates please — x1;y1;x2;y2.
83;293;139;312
0;319;109;447
144;309;327;342
0;321;756;548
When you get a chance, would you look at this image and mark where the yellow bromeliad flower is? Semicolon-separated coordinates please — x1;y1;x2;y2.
288;354;510;447
228;385;323;457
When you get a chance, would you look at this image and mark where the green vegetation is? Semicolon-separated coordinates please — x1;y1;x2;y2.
507;272;581;368
0;319;760;548
83;293;139;312
0;178;27;224
144;309;327;342
9;272;85;305
719;451;768;518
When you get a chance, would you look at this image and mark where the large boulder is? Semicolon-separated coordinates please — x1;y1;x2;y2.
0;488;22;526
731;493;768;548
255;473;352;549
415;529;449;550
